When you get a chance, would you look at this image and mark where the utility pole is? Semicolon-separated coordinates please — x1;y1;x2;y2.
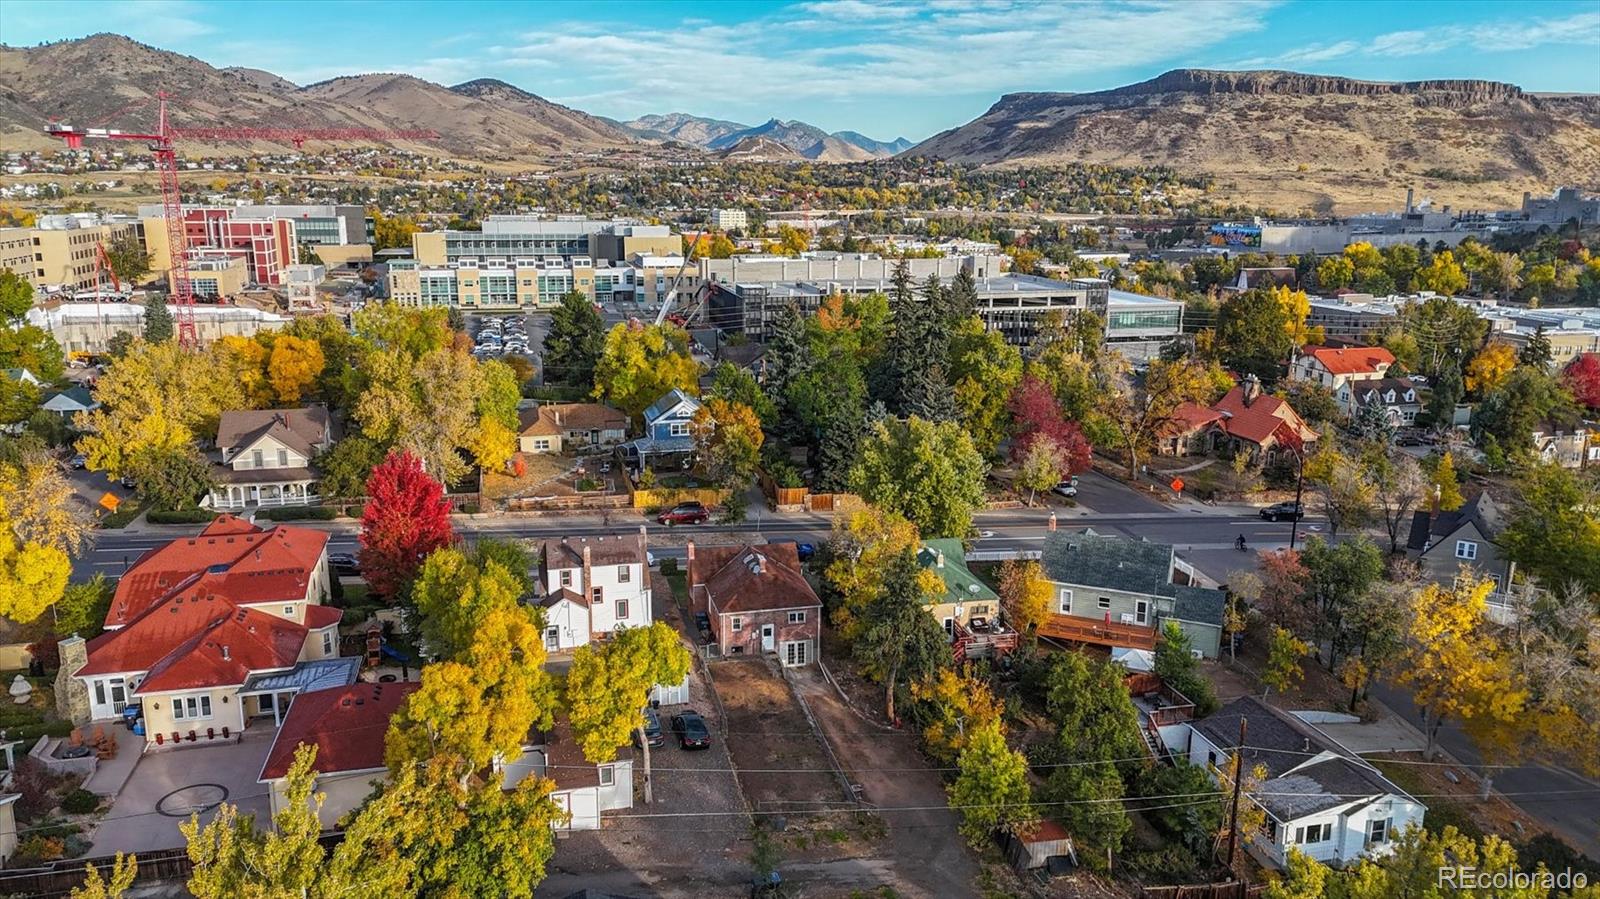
1225;716;1248;871
1289;449;1305;549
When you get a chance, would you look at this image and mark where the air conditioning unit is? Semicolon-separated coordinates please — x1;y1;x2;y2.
1191;649;1204;659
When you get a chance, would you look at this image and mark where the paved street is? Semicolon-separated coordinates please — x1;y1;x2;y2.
1370;680;1600;860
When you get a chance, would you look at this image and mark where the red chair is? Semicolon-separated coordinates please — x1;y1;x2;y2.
154;733;164;745
186;730;196;742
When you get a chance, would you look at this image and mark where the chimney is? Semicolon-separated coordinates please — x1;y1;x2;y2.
1241;374;1262;408
935;550;945;568
581;543;592;596
1405;187;1414;214
686;540;696;578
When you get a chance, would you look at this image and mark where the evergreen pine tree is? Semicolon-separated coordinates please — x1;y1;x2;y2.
816;401;867;493
1422;363;1463;428
142;294;174;343
947;267;979;323
764;303;811;404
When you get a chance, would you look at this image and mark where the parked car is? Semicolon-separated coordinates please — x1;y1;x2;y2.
693;611;713;643
657;502;710;525
329;552;361;576
671;710;711;750
634;707;664;748
1260;501;1305;521
1395;432;1433;447
1052;481;1078;497
69;453;87;469
120;475;136;489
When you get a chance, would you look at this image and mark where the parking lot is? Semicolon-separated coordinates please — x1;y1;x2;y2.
467;311;543;364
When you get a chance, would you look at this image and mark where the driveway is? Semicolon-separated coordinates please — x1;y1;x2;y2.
787;666;979;899
1069;469;1169;514
89;730;276;855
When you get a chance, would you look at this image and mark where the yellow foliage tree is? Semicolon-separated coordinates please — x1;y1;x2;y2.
469;417;517;473
0;531;70;623
215;335;274;408
997;558;1052;636
824;505;923;641
911;668;1003;764
1;452;94;555
592;322;700;418
1398;577;1517;762
1414;250;1469;296
1464;342;1517;394
564;622;690;804
1430;451;1465;512
267;335;325;404
1270;284;1321;347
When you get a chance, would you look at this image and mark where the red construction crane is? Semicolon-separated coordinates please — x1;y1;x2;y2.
45;92;437;346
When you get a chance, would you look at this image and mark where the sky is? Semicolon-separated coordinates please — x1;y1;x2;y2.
2;0;1599;142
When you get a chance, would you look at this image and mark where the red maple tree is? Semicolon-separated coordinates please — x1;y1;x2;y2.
1007;374;1093;473
1561;353;1600;411
358;450;454;601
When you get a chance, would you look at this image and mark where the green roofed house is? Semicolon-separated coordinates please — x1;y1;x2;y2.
916;539;1018;662
1036;529;1225;658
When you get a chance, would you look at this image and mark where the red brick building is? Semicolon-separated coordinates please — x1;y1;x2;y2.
687;542;821;667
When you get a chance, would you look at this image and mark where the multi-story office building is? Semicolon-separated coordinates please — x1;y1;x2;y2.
409;216;678;268
698;252;1005;287
388;257;640;310
229;205;371;246
16;214;142;294
0;228;34;286
181;255;249;298
140;207;297;287
1104;288;1186;361
710;209;748;231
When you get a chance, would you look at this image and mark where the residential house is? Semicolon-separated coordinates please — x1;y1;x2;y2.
1227;267;1298;293
687;541;821;666
2;368;40;388
917;539;1017;661
1290;345;1395;393
69;515;343;748
209;406;334;510
1162;376;1318;461
259;680;419;826
502;719;633;831
40;385;98;419
1036;529;1227;658
535;532;653;651
1406;492;1518;623
1340;377;1420;426
518;403;628;455
1530;423;1594;469
1181;696;1425;868
1210;376;1319;462
619;389;701;470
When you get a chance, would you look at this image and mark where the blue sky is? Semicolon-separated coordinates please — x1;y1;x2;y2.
3;0;1598;141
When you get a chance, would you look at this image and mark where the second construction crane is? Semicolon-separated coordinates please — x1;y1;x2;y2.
45;92;436;346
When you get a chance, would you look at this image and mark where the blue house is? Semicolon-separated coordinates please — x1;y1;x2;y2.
620;389;702;470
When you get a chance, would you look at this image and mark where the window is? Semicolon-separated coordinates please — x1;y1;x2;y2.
1097;596;1112;610
1058;589;1073;614
615;598;629;620
172;694;213;721
598;765;615;787
1295;823;1329;844
591;586;603;604
1206;750;1217;769
788;610;806;624
284;604;295;617
1368;818;1389;845
669;422;689;437
731;616;743;633
252;449;264;468
783;640;810;666
560;570;572;588
617;565;631;583
1455;540;1478;560
533;439;550;451
322;631;334;654
277;449;289;467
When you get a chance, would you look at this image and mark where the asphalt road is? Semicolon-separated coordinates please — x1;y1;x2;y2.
1369;680;1600;860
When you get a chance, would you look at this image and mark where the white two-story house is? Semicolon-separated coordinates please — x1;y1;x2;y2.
1181;697;1425;868
209;407;334;510
535;531;653;651
67;515;346;749
1340;377;1420;425
1290;345;1395;394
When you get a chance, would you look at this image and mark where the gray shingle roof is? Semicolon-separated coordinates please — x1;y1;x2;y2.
1040;530;1226;626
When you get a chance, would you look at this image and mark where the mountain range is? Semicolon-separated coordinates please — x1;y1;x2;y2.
617;114;912;161
909;69;1600;211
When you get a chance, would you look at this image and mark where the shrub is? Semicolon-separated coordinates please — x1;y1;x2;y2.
659;557;679;577
258;506;338;521
766;461;804;489
61;789;100;815
458;503;480;514
11;758;77;821
12;835;66;865
344;504;365;519
146;508;217;525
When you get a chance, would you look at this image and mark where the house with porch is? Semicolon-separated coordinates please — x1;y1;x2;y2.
687;541;821;667
1161;376;1318;461
41;385;98;419
917;539;1017;662
534;532;653;651
208;406;333;510
259;679;418;826
1036;529;1226;658
1530;423;1594;469
518;403;629;455
1180;696;1425;868
68;515;343;748
1406;492;1519;623
619;388;701;472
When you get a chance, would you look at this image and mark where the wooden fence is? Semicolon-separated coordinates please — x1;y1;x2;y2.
628;485;728;511
802;492;865;514
506;493;631;512
0;833;346;897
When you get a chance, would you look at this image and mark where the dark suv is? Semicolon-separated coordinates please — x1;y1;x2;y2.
1260;501;1305;522
634;707;664;748
657;502;710;525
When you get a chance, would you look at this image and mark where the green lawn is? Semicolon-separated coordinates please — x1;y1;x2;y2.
99;499;144;529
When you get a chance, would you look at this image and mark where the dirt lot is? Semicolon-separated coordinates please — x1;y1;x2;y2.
711;658;848;812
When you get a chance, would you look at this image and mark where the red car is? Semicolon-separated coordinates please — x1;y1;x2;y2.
656;502;710;525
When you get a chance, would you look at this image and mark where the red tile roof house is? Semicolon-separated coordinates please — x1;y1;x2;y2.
687;542;821;667
258;681;419;827
1164;375;1319;463
68;515;344;749
1289;345;1396;394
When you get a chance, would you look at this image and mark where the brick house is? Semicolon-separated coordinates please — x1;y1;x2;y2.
687;541;821;666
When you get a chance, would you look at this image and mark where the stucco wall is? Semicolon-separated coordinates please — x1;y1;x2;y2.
141;687;246;745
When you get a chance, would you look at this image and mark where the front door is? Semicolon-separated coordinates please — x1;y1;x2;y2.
783;640;809;667
107;677;127;714
761;624;775;652
258;692;275;718
1135;599;1150;626
546;626;561;652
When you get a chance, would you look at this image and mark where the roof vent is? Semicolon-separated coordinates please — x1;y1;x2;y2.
221;644;231;661
967;583;981;595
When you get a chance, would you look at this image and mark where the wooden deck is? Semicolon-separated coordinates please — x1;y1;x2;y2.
1036;615;1158;651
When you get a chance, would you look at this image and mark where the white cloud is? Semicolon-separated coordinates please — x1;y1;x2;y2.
1234;10;1600;70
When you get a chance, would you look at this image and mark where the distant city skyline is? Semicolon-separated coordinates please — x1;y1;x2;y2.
2;0;1598;141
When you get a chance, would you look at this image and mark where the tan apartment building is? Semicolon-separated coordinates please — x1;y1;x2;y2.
0;228;33;286
179;254;249;298
22;218;140;293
